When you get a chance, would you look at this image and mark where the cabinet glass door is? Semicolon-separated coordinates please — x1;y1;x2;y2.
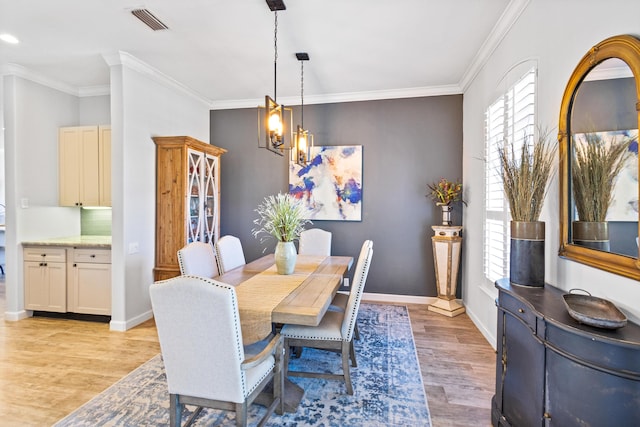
203;154;218;244
187;150;204;244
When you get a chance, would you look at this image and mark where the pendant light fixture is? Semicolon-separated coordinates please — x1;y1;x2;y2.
293;52;314;165
258;0;292;156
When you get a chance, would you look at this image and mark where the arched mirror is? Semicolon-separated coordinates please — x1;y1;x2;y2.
559;34;640;279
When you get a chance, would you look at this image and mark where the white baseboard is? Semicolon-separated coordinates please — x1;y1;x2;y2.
110;310;153;332
465;305;497;350
4;309;30;321
360;292;438;305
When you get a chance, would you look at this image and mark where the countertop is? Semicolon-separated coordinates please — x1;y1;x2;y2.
22;235;111;248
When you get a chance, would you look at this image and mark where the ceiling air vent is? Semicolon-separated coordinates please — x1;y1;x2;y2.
131;8;169;31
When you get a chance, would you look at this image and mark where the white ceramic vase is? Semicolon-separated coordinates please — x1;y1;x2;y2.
439;203;452;225
275;241;297;275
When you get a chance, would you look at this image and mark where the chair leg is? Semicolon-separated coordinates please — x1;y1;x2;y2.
349;340;357;367
235;402;248;427
342;341;354;395
169;394;182;427
354;321;360;340
283;339;291;379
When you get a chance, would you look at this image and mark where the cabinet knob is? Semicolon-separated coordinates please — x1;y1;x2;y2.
518;308;525;313
73;263;77;267
90;254;96;258
543;412;552;419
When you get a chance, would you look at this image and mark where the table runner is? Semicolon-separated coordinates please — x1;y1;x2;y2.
236;255;326;343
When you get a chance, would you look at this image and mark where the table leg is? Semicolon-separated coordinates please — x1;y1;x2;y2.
256;377;304;413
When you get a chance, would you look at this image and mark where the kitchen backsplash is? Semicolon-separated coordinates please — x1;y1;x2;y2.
81;208;112;236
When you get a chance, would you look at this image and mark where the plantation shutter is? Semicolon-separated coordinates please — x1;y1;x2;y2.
483;67;536;283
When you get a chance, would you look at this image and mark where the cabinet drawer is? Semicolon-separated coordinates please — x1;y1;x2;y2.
72;248;111;264
499;291;537;331
23;247;66;263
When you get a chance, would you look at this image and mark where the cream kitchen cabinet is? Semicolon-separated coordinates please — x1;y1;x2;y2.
67;248;111;315
24;247;67;312
23;245;111;316
59;125;111;207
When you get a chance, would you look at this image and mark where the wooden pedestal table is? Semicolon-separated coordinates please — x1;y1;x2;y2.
428;225;465;317
217;254;353;412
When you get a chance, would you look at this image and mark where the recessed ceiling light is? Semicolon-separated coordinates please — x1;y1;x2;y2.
0;34;19;44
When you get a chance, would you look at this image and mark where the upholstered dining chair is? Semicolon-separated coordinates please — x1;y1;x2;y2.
329;240;373;340
280;240;373;395
149;276;284;427
177;241;219;278
298;228;332;256
215;235;246;274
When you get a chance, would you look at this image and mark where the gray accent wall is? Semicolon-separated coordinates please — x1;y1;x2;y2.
210;95;462;297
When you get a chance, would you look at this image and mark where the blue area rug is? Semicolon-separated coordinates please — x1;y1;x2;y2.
55;303;431;426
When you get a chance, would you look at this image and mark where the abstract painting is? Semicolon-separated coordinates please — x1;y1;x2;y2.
289;145;363;221
573;129;638;221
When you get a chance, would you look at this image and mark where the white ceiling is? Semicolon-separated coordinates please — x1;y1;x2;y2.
0;0;522;109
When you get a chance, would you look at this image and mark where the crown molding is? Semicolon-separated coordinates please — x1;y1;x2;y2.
0;63;79;96
78;85;110;97
210;84;462;110
102;51;211;107
459;0;531;92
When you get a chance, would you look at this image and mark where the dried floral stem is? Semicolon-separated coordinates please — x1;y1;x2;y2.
571;132;632;222
427;178;463;205
498;128;557;222
252;193;311;243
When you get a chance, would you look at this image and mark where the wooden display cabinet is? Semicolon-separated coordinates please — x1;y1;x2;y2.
153;136;226;281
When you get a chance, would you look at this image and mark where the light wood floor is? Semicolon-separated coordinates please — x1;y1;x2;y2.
408;304;496;426
0;281;495;426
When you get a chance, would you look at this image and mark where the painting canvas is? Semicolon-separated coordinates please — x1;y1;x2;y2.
289;145;363;221
573;129;638;221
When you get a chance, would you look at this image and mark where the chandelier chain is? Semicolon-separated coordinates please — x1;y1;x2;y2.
273;11;278;100
300;60;304;127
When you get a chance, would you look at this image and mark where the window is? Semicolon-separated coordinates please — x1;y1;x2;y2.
483;67;537;283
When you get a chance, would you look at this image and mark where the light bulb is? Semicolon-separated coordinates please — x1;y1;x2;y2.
298;133;307;151
269;112;282;136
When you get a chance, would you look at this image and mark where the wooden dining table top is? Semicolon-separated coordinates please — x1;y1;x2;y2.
217;254;353;327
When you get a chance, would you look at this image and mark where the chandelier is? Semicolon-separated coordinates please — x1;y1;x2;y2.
258;0;292;156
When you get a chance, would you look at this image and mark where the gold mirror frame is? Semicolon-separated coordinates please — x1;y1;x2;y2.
559;34;640;280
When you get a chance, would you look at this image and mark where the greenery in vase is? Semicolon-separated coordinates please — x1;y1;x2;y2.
571;131;633;222
252;193;311;243
498;127;557;222
427;178;463;205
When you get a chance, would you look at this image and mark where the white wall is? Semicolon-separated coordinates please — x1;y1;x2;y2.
79;96;110;125
462;0;640;347
106;52;210;330
1;54;208;329
1;75;83;318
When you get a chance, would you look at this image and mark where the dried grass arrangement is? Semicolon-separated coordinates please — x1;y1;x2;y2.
498;128;557;222
571;132;632;222
252;192;311;243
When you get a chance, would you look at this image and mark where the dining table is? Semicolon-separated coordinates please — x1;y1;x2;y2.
216;252;354;412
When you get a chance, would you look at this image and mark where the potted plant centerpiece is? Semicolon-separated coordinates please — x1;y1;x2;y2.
427;178;463;225
499;128;556;287
252;192;311;275
571;131;633;251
